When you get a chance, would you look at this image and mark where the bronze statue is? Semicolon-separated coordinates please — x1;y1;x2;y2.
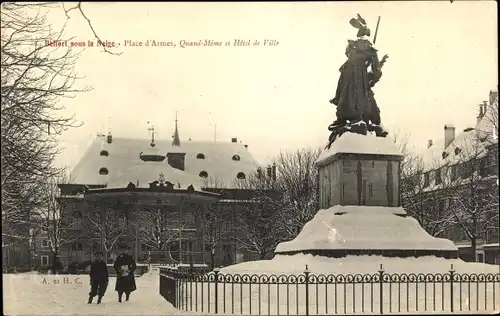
326;14;389;149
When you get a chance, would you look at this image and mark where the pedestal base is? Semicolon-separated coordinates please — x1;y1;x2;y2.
274;205;458;259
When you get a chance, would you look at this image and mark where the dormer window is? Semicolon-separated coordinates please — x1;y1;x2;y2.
100;150;109;157
454;147;461;155
442;152;449;159
199;171;208;178
236;172;246;179
99;167;109;175
196;153;205;159
232;154;241;161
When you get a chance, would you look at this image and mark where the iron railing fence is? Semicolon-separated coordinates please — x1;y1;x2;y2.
159;264;500;315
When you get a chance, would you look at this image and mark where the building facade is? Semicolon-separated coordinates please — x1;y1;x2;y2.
402;90;499;263
57;122;278;269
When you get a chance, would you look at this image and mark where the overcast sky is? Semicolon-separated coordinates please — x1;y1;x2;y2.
46;1;497;170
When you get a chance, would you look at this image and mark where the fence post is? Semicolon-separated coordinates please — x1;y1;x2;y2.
450;264;455;313
304;265;310;316
379;264;384;315
214;267;220;314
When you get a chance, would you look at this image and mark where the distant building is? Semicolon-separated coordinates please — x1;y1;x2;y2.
57;120;278;269
403;90;499;264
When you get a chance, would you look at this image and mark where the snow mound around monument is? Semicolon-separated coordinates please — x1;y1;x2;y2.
275;205;457;253
220;253;499;275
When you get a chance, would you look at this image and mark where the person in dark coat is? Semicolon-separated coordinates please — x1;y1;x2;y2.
113;246;137;302
88;252;109;304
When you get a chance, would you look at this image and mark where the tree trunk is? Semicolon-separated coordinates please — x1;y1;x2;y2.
471;238;477;262
50;252;58;274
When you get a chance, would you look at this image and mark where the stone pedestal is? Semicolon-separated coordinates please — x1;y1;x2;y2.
275;133;458;259
316;133;402;208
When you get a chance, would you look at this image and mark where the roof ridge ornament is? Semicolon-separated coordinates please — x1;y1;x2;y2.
172;112;181;146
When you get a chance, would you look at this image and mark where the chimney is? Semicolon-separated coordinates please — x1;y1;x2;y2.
444;124;455;149
107;132;112;144
427;139;433;148
166;152;186;171
482;101;488;114
489;90;498;105
477;103;485;125
271;163;277;181
231;137;237;143
257;167;262;179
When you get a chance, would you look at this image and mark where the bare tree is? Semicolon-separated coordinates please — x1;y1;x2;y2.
272;147;321;239
1;2;87;251
235;193;283;260
87;207;127;262
203;201;225;269
230;170;283;260
444;130;498;260
32;172;80;273
396;131;456;237
135;207;192;251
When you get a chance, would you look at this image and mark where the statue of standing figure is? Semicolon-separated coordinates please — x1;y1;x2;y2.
326;14;389;148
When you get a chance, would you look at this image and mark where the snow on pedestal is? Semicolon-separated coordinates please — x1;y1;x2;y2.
274;205;457;256
276;132;458;258
317;132;401;165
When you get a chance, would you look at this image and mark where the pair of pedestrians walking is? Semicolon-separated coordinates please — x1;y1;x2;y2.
87;247;137;304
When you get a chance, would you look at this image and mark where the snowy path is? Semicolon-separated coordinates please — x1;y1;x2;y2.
3;270;186;315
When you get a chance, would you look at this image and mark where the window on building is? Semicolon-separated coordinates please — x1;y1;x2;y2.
41;255;49;266
461;161;473;178
423;172;430;187
42;240;49;248
170;158;183;170
100;150;109;157
435;168;442;185
236;172;246;180
232;155;241;161
479;157;488;177
196;153;205;159
71;242;83;251
141;243;152;251
99;167;109;175
199;171;208;178
451;164;458;181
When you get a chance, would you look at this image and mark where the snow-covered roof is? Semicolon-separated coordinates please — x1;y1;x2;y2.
275;205;457;253
70;136;260;189
105;161;204;191
317;133;402;166
420;116;496;172
420;92;498;172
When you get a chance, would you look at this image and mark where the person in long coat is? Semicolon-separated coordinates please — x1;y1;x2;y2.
113;247;137;302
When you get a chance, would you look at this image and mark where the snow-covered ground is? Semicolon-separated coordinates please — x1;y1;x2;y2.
3;270;185;315
220;254;500;275
165;255;500;315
